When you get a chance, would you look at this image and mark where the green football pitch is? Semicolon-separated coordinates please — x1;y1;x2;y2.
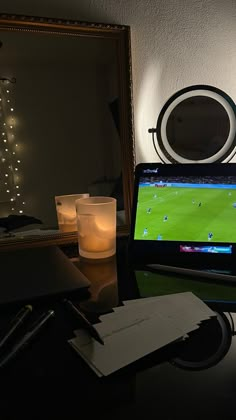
134;185;236;242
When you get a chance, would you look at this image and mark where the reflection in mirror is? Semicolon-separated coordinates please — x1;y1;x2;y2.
171;311;233;370
0;14;134;250
149;85;236;164
167;96;230;160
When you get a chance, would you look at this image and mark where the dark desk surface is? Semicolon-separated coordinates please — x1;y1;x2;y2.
1;236;236;419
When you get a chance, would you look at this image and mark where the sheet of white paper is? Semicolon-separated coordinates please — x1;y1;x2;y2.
70;310;190;376
114;296;161;309
69;338;103;377
115;292;215;317
71;292;216;377
97;292;215;333
123;297;159;305
96;306;200;339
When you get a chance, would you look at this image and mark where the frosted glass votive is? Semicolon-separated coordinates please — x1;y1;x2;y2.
76;196;117;259
55;193;89;233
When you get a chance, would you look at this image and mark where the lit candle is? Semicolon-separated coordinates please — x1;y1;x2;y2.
57;210;77;233
81;223;115;253
76;196;116;259
55;193;89;233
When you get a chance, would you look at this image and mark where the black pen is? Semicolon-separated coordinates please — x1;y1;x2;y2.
0;309;55;370
64;299;104;345
0;304;33;351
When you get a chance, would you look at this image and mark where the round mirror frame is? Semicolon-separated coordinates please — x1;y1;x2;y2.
154;85;236;164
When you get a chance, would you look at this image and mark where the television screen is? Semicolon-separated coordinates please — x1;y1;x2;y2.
135;174;236;250
129;163;236;269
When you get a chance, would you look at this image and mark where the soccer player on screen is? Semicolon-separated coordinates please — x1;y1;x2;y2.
208;232;213;241
143;227;148;237
163;215;168;222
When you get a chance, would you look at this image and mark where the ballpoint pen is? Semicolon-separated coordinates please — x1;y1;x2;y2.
64;299;104;345
0;309;55;370
0;304;33;351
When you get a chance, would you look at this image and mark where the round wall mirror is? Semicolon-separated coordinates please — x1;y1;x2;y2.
151;85;236;163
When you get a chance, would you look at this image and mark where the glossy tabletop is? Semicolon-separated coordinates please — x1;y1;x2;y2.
1;236;236;419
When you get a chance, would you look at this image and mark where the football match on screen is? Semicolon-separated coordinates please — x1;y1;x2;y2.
134;175;236;245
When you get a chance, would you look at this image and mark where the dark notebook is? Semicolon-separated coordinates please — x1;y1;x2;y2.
0;245;91;307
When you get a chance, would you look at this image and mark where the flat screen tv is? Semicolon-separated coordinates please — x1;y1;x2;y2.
129;162;236;271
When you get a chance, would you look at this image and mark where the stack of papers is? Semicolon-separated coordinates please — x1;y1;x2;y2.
69;292;216;377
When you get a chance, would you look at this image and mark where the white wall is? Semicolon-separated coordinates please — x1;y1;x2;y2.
1;0;236;166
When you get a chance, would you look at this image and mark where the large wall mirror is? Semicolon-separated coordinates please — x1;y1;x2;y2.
0;13;135;250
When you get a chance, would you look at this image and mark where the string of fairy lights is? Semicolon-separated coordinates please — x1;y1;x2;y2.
0;78;25;215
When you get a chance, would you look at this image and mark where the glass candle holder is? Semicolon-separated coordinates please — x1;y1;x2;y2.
76;196;117;259
55;193;89;233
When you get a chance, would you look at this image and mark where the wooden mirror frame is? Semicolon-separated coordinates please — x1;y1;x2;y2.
0;13;135;251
